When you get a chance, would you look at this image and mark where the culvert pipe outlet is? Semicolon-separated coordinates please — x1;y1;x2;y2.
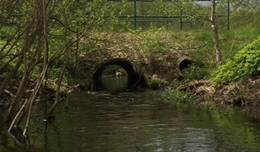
177;56;192;72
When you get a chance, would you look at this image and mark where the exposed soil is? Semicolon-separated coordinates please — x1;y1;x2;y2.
177;76;260;119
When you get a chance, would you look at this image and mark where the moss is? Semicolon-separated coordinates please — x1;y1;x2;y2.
150;79;160;89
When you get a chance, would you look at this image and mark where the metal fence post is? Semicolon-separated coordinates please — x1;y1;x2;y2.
180;1;183;30
227;0;230;30
134;0;137;29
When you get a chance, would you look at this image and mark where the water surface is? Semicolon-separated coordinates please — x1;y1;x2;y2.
1;78;260;151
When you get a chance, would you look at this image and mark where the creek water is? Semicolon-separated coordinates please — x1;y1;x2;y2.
1;77;260;152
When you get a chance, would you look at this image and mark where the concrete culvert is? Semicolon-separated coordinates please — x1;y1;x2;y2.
92;58;148;91
178;57;192;72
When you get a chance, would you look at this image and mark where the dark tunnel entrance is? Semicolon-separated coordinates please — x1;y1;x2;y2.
92;59;148;91
179;58;192;72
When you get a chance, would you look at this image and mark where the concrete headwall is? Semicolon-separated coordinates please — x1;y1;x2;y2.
77;48;191;90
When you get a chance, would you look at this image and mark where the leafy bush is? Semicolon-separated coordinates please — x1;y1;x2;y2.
211;36;260;85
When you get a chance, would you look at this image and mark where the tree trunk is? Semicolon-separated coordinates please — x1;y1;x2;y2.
211;0;222;64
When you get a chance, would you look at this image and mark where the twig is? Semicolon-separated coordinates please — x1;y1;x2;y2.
22;63;49;136
4;89;16;98
8;99;28;133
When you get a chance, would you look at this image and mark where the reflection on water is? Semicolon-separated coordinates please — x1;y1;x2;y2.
101;77;128;92
1;79;260;151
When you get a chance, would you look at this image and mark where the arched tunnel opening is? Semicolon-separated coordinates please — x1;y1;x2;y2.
92;59;148;91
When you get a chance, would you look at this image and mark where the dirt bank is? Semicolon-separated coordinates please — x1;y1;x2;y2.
176;76;260;119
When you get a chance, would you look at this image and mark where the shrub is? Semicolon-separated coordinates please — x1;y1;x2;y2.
163;87;191;103
211;36;260;85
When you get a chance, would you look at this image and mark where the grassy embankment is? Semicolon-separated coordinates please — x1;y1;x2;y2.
163;26;260;108
1;26;260;94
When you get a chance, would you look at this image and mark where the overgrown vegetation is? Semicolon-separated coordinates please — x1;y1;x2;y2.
163;87;192;103
211;36;260;85
164;31;260;112
1;0;260;144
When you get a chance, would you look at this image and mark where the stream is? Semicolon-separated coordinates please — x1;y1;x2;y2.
1;77;260;151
